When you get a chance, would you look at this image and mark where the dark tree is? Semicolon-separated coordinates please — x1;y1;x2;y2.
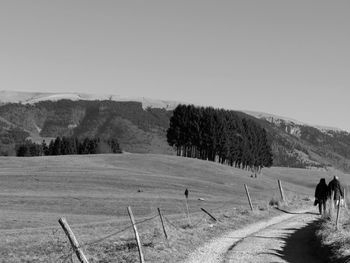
167;104;273;173
16;136;122;157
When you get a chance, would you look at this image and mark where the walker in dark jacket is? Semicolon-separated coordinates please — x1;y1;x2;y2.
315;178;328;215
328;176;344;203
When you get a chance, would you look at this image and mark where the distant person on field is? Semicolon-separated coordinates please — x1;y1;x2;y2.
328;176;344;206
315;178;328;215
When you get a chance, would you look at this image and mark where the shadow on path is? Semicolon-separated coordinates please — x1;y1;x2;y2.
280;222;327;263
260;219;348;263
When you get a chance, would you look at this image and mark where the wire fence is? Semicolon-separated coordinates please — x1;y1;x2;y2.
48;179;329;263
54;204;225;263
82;215;159;248
54;214;160;262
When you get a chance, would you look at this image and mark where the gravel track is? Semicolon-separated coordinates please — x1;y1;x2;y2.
185;210;322;263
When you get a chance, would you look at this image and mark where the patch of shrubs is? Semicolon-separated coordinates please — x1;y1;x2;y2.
16;136;122;157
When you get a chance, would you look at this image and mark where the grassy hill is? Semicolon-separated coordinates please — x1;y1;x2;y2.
1;100;350;172
0;153;329;228
0;153;348;262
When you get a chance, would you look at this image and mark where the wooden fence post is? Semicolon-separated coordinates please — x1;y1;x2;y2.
127;206;145;263
244;184;254;211
278;180;286;202
336;198;341;230
185;197;191;226
201;208;217;221
157;208;168;240
58;218;89;263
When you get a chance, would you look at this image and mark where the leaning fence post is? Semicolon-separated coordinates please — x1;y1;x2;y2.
278;180;286;202
58;217;89;263
157;208;168;240
201;208;217;221
336;198;341;230
127;206;145;263
244;184;254;211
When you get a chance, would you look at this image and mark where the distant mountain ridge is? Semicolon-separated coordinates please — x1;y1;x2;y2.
1;90;345;133
243;110;344;133
0;90;179;110
0;90;350;172
243;113;350;172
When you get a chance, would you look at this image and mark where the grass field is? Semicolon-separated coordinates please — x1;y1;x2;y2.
0;153;348;262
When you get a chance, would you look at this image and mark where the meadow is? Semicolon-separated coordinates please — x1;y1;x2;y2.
0;153;348;262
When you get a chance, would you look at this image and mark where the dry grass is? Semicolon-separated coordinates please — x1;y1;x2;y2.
0;153;347;262
315;202;350;263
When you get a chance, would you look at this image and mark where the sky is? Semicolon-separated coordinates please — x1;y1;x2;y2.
0;1;349;131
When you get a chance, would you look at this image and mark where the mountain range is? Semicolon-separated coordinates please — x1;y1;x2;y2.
1;90;349;172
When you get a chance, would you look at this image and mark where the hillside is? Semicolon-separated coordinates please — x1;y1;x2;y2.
0;153;314;229
247;113;350;172
0;153;348;262
0;153;334;231
0;100;175;155
1;92;350;172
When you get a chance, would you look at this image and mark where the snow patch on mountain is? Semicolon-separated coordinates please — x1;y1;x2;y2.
0;90;179;110
244;110;344;133
0;91;346;133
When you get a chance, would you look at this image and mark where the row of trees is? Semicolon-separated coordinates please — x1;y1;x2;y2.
167;105;273;172
16;137;122;157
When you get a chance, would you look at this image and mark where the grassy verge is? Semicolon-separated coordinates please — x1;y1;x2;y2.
314;204;350;263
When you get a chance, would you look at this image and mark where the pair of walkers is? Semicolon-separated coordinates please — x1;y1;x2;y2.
315;176;344;215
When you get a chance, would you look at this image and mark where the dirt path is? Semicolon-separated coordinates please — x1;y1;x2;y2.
185;210;324;263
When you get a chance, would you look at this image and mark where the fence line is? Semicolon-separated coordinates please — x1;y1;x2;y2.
81;214;158;248
51;180;332;262
54;248;73;263
163;215;187;231
56;213;159;262
191;215;208;227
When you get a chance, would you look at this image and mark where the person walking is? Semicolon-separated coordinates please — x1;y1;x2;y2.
315;178;328;215
328;175;344;207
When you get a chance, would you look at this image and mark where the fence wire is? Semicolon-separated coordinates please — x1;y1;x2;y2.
191;215;208;227
163;215;184;231
53;180;321;262
54;214;159;262
54;248;73;263
80;214;159;248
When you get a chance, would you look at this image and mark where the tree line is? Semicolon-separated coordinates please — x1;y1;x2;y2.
16;137;122;157
167;105;273;173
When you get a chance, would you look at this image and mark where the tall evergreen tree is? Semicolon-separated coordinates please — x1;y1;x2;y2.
167;104;273;172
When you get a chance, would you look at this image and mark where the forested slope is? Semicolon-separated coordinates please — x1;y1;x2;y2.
0;100;174;155
0;99;350;172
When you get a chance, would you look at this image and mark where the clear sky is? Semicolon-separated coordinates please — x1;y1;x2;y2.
0;1;349;131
